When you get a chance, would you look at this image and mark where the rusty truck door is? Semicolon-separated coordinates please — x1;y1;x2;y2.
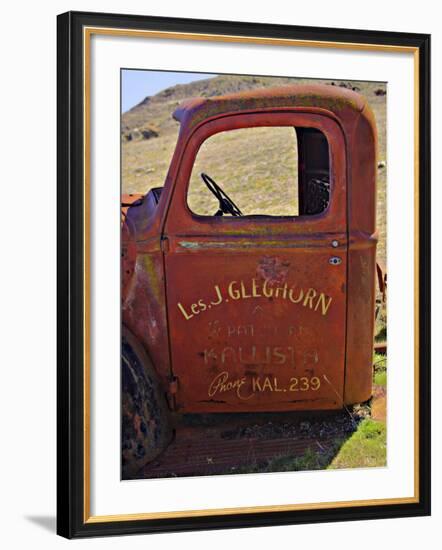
163;112;348;413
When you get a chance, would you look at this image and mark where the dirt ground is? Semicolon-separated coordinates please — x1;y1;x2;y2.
132;385;386;479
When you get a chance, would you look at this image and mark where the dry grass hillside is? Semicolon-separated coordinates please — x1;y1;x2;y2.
122;75;386;264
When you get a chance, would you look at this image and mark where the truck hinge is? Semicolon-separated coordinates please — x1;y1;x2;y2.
160;236;170;253
166;375;179;410
169;375;178;395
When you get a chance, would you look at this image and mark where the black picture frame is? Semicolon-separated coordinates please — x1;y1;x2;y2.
57;10;431;539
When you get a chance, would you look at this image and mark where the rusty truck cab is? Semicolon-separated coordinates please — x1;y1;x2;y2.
121;84;377;472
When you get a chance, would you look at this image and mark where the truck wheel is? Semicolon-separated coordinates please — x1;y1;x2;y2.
121;331;172;478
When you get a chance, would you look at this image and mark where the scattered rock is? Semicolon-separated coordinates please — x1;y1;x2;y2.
338;82;361;92
123;125;159;142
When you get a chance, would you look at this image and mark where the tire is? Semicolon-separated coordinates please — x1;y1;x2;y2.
121;330;172;478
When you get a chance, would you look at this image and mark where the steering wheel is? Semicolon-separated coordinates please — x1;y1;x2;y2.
200;172;243;217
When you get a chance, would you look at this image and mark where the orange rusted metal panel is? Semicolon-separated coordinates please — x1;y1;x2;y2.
122;84;377;414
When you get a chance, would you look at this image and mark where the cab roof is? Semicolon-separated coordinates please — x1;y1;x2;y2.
172;83;368;130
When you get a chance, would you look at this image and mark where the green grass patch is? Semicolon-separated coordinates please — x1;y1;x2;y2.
373;351;387;367
220;439;346;476
373;352;387;387
375;324;387;342
259;443;343;473
374;370;387;386
328;419;386;470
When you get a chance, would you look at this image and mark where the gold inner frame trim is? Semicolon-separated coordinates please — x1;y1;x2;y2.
82;26;420;524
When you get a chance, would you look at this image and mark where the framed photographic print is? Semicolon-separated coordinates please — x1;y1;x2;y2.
57;10;431;538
